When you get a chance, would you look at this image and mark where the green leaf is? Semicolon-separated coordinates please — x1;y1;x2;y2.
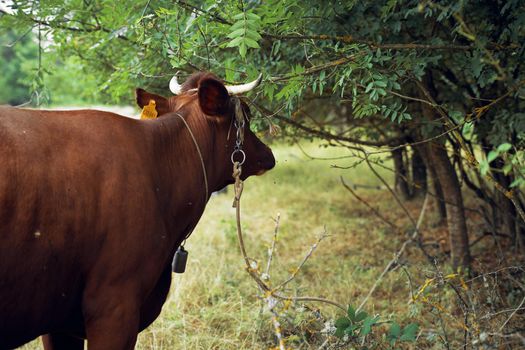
497;143;512;153
264;83;276;102
462;121;474;140
246;12;261;21
347;305;356;321
245;30;262;41
365;82;374;93
449;110;464;123
346;324;359;335
227;28;245;39
503;163;513;175
487;150;499;163
389;323;401;338
229;20;246;31
355;311;368;322
244;37;260;49
224;60;235;83
510;178;523;188
471;52;483;78
233;13;245;20
399;323;419;342
241;20;259;29
226;36;244;48
480;160;489;175
334;326;345;338
335;317;351;329
391;110;398;122
239;42;247;58
230;18;259;31
360;316;379;337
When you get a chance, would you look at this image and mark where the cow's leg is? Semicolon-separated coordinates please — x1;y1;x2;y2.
42;333;84;350
139;265;171;331
83;292;140;350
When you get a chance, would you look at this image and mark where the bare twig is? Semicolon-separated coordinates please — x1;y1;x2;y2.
270;310;286;350
274;230;328;291
273;294;346;311
364;155;417;227
499;294;525;332
264;213;281;279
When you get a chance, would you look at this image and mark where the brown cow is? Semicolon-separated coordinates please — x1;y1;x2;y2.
0;72;275;349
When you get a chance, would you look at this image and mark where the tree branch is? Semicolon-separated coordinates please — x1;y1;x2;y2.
252;102;403;147
0;8;132;42
171;1;516;52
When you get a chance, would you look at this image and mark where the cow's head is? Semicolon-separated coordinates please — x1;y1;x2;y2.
136;72;275;189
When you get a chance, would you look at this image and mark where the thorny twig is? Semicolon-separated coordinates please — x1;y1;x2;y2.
274;231;328;291
264;213;281;280
364;154;417;227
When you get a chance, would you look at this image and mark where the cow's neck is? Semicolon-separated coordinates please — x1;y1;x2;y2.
151;112;224;239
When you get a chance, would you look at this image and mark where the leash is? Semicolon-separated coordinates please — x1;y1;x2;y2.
229;104;287;350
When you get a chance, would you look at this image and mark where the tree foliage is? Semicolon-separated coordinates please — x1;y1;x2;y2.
0;29;38;105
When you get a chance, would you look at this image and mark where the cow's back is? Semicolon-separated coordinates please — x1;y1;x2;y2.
0;106;160;347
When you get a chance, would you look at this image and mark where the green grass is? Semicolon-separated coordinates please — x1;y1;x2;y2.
20;141;524;349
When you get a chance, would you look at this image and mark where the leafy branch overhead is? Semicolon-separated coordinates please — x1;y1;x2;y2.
226;11;261;59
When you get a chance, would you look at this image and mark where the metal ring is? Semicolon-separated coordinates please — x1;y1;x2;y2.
231;149;246;166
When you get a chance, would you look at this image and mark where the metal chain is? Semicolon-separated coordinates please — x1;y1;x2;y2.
230;98;246;166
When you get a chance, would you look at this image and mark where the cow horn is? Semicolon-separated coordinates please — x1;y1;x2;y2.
225;73;262;95
169;75;183;95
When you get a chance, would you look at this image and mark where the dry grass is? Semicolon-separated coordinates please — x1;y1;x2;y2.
21;141;525;349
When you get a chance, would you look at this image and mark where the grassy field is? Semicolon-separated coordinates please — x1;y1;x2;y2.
22;141;524;349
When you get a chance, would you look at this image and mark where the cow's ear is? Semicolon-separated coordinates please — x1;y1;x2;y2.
198;78;230;116
135;89;170;115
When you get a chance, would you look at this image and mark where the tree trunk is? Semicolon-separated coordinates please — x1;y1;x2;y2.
418;143;447;223
392;147;411;200
429;163;448;223
430;142;471;269
492;159;517;245
411;146;427;197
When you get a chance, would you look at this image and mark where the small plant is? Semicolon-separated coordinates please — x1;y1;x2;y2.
386;322;419;347
335;305;380;339
334;305;419;348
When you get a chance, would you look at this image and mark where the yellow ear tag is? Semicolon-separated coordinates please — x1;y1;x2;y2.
140;99;158;120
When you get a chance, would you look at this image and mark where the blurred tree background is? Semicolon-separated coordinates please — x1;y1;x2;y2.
0;29;37;105
1;0;524;272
